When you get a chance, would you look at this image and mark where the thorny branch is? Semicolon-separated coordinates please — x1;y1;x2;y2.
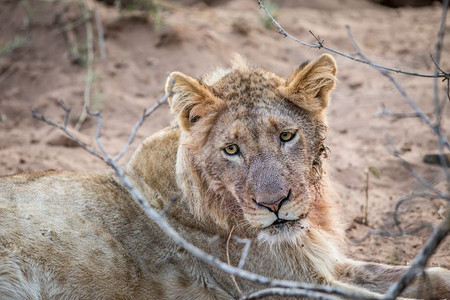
345;25;450;151
257;0;450;210
258;0;450;79
431;55;450;117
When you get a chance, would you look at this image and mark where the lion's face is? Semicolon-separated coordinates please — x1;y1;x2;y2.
199;99;328;241
168;54;337;243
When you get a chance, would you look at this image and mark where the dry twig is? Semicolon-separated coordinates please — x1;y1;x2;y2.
75;1;94;131
345;26;450;152
393;193;441;232
257;1;448;79
235;236;251;270
113;84;173;161
373;105;422;119
226;226;243;296
385;136;448;199
241;287;342;300
431;0;450;183
94;6;106;60
383;209;450;299
32;100;106;163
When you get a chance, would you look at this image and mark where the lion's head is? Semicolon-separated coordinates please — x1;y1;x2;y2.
167;54;338;245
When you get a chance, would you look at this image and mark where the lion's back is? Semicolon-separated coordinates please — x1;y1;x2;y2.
0;125;188;299
0;171;148;299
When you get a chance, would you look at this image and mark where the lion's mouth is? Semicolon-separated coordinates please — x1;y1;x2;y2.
267;211;309;229
272;218;291;226
266;217;296;230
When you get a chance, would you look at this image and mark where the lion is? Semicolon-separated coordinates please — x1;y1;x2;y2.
0;54;449;299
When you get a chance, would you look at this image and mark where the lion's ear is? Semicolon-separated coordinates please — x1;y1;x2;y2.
279;54;337;113
166;71;222;131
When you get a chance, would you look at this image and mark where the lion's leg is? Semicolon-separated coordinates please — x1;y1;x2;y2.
330;280;385;299
337;259;450;299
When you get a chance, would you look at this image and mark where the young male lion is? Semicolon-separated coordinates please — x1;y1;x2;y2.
0;54;449;299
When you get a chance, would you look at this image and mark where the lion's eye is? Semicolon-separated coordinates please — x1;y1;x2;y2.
223;144;239;156
280;132;295;142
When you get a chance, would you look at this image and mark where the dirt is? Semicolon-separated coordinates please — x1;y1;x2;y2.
1;0;449;270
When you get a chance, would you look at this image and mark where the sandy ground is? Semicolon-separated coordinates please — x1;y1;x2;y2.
1;0;449;269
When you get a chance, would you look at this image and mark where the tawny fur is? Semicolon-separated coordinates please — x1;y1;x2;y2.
0;55;449;299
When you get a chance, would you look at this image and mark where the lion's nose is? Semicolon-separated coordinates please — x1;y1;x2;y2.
255;190;291;213
248;155;290;213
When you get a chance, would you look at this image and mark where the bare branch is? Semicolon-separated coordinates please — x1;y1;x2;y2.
75;1;94;131
257;0;447;79
345;25;450;152
350;222;435;244
431;0;450;184
383;209;450;299
94;6;106;60
226;226;243;296
31;105;106;163
241;287;341;300
309;30;325;48
430;55;450;84
59;99;71;128
430;55;450;104
226;231;251;296
87;109;108;157
385;136;449;199
235;236;251;270
373;105;422;119
393;193;442;232
432;0;448;79
113;76;174;162
159;196;178;217
431;0;450;99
